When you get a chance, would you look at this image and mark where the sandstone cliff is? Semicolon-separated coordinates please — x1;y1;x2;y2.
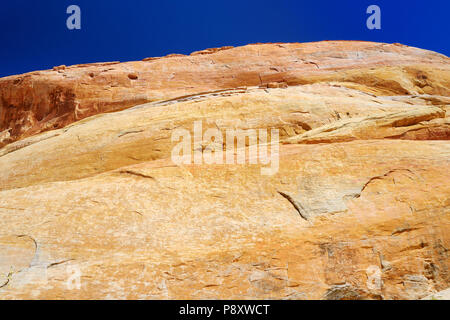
0;41;449;299
1;41;449;148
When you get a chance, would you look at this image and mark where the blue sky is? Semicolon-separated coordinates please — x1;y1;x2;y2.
0;0;448;77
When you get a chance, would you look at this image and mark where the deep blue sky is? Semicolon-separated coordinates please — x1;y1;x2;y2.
0;0;448;77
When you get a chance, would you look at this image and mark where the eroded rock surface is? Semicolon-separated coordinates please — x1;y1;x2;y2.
1;41;449;147
0;41;449;299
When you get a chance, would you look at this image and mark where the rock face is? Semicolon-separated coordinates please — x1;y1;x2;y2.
0;41;449;299
1;41;449;148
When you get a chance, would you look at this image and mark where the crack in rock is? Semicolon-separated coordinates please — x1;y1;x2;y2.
119;170;156;181
278;191;310;221
358;169;415;196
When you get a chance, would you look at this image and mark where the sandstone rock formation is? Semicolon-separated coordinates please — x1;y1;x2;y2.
422;288;450;300
1;41;449;148
0;41;449;299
